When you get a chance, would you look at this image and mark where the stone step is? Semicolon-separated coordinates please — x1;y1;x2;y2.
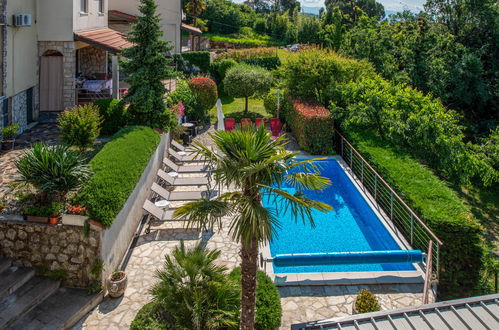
0;257;11;274
0;276;60;329
9;287;103;330
0;266;35;300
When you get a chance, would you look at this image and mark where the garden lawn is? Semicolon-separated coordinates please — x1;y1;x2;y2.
209;95;269;123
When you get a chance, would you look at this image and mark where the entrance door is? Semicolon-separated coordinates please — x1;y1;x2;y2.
40;53;63;111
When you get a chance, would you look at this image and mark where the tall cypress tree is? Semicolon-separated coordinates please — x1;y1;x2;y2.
121;0;175;128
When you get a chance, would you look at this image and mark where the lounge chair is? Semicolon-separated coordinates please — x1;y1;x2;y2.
143;199;175;221
168;148;205;163
255;118;265;128
171;139;194;152
225;118;235;131
163;158;211;173
152;182;212;201
270;118;282;140
157;168;210;186
241;118;252;130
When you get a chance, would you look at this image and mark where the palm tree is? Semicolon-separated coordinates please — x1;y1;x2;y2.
174;126;332;329
151;241;240;329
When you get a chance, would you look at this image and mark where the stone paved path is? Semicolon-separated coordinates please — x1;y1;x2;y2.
74;125;429;329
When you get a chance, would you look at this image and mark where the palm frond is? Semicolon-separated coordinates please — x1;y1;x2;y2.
173;197;233;231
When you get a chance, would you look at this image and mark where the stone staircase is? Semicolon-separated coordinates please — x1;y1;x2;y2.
0;257;102;330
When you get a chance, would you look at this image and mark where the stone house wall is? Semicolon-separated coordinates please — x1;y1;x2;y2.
78;46;107;78
0;219;101;287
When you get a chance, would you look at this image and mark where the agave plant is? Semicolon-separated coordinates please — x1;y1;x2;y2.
15;143;92;203
151;242;239;330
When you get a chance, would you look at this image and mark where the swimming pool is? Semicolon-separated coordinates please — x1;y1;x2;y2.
264;157;416;273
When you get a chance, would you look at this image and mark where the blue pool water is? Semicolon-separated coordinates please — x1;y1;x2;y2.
264;157;415;273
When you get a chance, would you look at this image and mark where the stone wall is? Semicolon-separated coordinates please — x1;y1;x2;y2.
78;46;107;78
0;219;101;287
38;41;76;110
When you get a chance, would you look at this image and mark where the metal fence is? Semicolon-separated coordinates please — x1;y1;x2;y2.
334;130;443;279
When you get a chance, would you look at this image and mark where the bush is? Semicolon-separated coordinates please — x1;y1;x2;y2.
229;268;282;330
131;301;172;330
93;99;127;136
74;126;160;227
188;77;218;114
57;105;102;151
210;59;237;85
1;124;20;140
346;130;484;299
15;143;92;203
253;19;266;34
166;80;197;120
207;33;283;47
224;64;273;113
242;56;281;70
263;89;290;118
174;51;211;73
288;98;334;154
355;289;380;314
283;48;375;105
214;47;277;61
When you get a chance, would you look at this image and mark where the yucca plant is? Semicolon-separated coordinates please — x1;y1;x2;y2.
151;242;239;330
15;143;92;204
174;126;332;329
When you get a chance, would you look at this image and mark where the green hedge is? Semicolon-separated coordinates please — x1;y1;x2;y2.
288;98;334;154
346;130;484;299
130;301;171;330
242;56;281;70
174;51;211;72
74;126;161;227
93;99;127;136
229;268;282;330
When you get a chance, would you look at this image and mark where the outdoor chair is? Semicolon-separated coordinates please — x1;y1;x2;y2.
240;118;252;130
151;182;213;201
255;118;265;128
168;148;205;163
142;199;201;234
224;118;235;131
163;158;212;173
270;118;282;140
157;168;210;186
171;139;194;153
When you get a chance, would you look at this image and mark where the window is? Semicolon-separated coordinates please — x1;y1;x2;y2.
80;0;87;13
98;0;104;13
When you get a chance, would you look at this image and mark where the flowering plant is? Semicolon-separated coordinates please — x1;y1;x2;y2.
66;204;89;216
169;101;185;119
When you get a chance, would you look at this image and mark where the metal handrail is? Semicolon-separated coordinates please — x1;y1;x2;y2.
334;129;442;279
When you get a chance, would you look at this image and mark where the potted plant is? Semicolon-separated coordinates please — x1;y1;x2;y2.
48;202;63;225
1;124;20;150
23;205;51;223
353;289;380;314
62;204;89;226
106;270;127;298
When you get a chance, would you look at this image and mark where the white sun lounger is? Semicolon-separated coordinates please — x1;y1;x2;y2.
171;140;195;152
163;158;211;173
143;199;175;221
157;169;210;186
168;148;205;163
151;182;213;201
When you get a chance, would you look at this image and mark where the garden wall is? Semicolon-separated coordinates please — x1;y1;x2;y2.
99;132;169;281
0;218;101;287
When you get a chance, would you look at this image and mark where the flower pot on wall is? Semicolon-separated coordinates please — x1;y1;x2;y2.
61;214;88;227
26;215;49;223
106;271;128;298
49;214;60;225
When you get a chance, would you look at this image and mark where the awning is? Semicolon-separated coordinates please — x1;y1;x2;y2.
108;10;139;23
74;28;133;53
181;23;202;35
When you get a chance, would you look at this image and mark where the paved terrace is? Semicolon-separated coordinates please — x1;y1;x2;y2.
74;125;431;329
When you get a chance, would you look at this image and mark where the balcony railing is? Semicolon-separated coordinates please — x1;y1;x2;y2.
334;129;443;280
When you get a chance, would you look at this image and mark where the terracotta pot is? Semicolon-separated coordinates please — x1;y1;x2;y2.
1;140;14;151
26;215;49;223
106;272;128;298
49;214;60;225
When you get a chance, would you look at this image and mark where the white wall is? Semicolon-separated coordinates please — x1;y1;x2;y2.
109;0;181;53
6;0;38;97
37;0;73;41
73;0;108;32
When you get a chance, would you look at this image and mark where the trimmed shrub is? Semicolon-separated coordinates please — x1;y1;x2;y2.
74;126;160;227
242;56;281;70
346;130;484;299
214;47;277;61
188;77;218;113
175;51;211;73
57;105;102;151
263;89;291;118
229;268;282;330
288;98;334;154
93;99;127;136
131;301;172;330
166;79;197;120
355;289;380;314
210;58;237;85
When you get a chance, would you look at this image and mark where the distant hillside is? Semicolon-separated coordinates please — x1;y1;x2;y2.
301;6;322;16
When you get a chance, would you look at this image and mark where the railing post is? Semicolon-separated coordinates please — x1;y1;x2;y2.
410;214;414;245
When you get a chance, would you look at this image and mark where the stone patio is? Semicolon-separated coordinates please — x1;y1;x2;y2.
73;125;430;329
